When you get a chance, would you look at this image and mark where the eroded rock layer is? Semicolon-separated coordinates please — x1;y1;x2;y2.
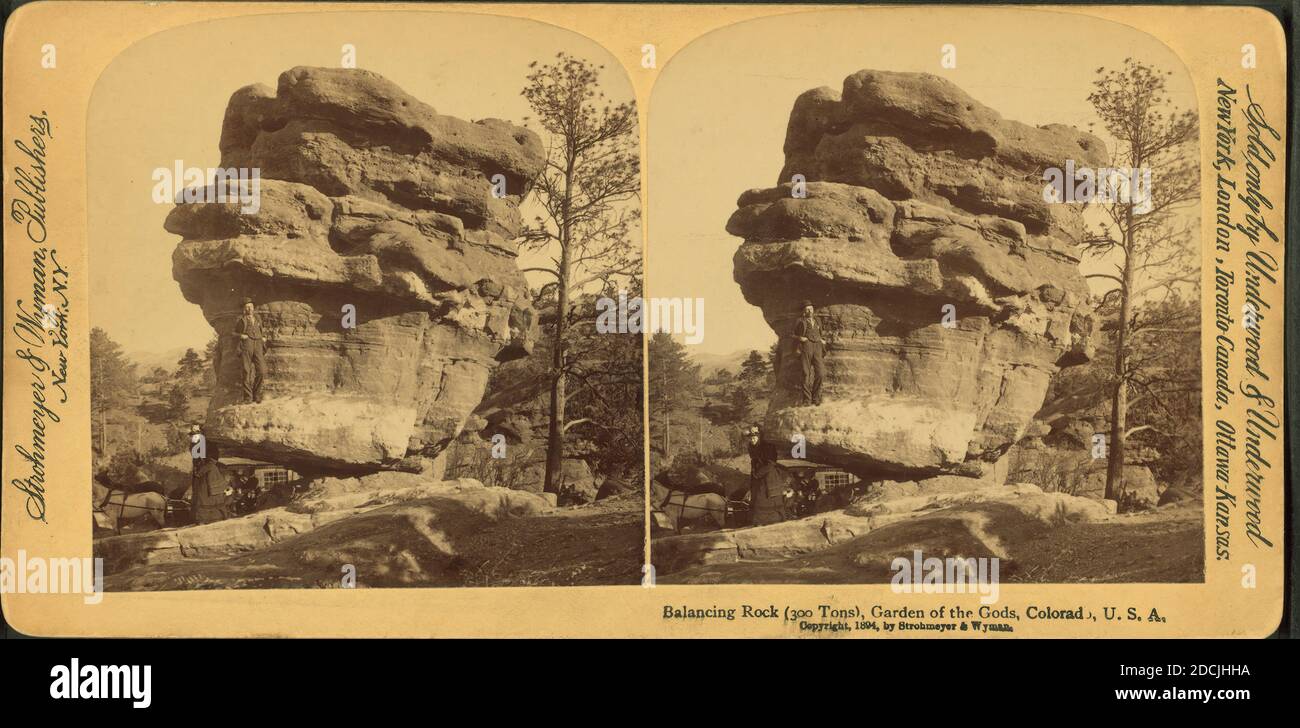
167;67;544;472
726;70;1106;478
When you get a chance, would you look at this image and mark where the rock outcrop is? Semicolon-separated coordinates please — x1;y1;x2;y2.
97;473;645;591
95;474;549;576
726;70;1106;479
166;67;544;472
653;481;1116;579
655;483;1204;585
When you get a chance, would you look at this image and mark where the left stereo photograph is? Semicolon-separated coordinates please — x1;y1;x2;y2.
77;13;645;590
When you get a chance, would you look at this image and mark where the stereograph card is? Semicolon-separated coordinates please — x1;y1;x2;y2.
1;2;1287;638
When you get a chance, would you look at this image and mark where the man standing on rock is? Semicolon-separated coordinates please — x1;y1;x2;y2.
792;300;824;406
234;297;266;403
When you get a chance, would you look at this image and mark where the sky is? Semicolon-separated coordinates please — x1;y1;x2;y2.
646;6;1199;356
87;7;1199;362
87;10;635;359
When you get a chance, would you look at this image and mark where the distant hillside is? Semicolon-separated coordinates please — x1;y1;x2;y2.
130;346;190;374
689;348;750;376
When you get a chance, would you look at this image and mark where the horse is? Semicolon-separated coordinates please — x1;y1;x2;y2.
650;482;726;532
92;481;167;533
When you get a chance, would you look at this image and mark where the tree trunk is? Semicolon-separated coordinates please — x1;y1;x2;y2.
543;157;575;495
663;369;670;455
1104;206;1136;502
544;343;566;494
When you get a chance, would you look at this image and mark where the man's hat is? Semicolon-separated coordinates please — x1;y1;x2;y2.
242;297;254;306
800;300;813;309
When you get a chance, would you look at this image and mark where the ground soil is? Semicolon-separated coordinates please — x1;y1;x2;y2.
104;492;644;590
658;502;1203;585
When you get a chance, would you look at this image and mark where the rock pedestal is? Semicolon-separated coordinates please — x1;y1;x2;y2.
166;67;544;472
726;70;1106;478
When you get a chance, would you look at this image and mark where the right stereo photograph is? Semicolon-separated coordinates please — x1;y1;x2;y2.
647;7;1204;586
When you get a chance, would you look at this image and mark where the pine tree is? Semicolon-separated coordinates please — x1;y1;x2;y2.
739;350;769;381
89;328;139;454
647;332;700;457
519;53;640;494
1082;60;1198;500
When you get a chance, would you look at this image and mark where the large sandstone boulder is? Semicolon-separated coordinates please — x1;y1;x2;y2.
166;68;544;472
726;71;1106;479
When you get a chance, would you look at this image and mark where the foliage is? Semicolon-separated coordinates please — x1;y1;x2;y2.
472;285;644;487
1045;294;1201;490
166;383;190;421
99;449;151;489
90;328;139;454
519;53;640;292
647;332;701;456
705;367;734;385
738;350;769;381
90;328;138;417
176;348;205;382
729;385;754;423
444;439;543;491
